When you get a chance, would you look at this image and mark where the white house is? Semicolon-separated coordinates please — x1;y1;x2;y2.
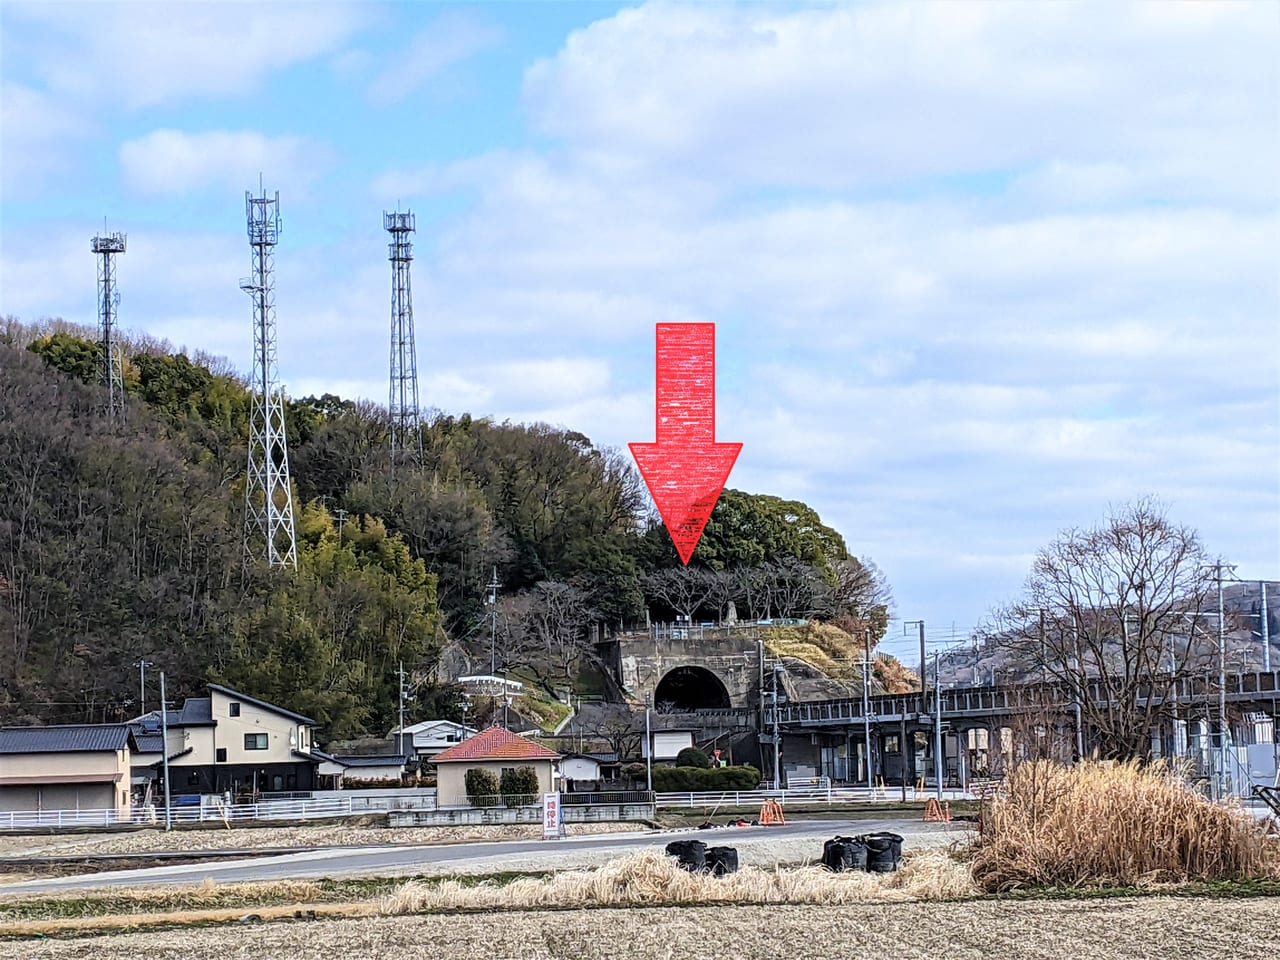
391;720;478;760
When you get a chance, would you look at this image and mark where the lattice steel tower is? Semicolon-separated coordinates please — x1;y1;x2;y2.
240;186;297;569
385;210;423;465
90;228;127;420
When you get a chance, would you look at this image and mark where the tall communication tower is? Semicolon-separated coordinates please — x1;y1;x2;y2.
240;185;297;569
385;210;423;465
90;228;127;420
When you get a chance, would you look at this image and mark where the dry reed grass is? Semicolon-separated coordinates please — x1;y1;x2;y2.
971;759;1280;891
380;847;977;914
1;900;375;938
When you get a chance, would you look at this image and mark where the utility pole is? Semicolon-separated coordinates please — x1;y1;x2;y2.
159;672;172;831
487;567;500;675
397;661;409;758
133;659;153;715
644;693;653;793
334;508;348;542
772;665;782;791
863;628;873;792
933;650;944;801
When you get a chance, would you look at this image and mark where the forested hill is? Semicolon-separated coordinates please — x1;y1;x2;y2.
0;319;891;741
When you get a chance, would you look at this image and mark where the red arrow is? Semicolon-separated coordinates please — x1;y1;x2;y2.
629;323;742;565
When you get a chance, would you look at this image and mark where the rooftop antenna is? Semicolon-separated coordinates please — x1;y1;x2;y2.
240;180;297;569
385;208;422;467
90;221;127;420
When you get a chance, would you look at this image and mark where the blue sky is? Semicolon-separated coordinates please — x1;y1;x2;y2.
2;1;1278;663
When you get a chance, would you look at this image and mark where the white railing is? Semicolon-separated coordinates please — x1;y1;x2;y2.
653;785;977;808
0;793;439;832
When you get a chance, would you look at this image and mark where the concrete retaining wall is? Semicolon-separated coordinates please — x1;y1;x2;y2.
387;803;653;827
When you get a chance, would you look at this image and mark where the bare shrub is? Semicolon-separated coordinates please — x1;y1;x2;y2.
971;760;1280;891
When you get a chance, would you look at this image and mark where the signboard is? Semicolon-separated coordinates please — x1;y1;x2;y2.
542;791;563;839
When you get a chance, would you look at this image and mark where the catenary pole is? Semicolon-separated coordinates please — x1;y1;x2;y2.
863;628;873;792
934;650;944;801
1262;582;1270;673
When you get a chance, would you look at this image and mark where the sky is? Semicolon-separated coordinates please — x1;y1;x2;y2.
2;1;1278;663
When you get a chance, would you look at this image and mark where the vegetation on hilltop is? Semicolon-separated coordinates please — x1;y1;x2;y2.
0;317;894;738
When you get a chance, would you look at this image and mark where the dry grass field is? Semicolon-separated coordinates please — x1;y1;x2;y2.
2;897;1276;960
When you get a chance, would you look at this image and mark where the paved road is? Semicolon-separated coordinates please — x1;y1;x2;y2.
2;819;952;893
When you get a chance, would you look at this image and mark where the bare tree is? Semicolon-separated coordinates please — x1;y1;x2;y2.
642;567;719;623
984;498;1217;760
494;581;596;693
590;703;643;759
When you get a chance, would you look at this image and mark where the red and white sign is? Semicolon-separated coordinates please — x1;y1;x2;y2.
542;792;563;839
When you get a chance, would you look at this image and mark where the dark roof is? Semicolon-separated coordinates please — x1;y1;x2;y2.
331;755;406;768
132;732;165;754
174;697;215;727
0;724;138;754
565;752;620;764
208;684;316;726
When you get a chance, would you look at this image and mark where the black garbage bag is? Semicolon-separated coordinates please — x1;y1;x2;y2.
706;846;739;876
665;838;708;872
822;836;868;872
863;831;903;872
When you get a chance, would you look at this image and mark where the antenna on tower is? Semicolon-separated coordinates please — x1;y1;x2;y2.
385;209;422;466
240;183;297;569
90;224;127;420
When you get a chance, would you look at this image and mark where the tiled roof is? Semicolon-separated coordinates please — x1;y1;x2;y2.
0;724;137;754
431;726;560;763
132;732;165;754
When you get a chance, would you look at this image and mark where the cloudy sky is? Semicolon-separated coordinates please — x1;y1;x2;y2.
2;1;1277;660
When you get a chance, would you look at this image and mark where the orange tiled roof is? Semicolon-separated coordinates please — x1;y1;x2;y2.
431;725;560;763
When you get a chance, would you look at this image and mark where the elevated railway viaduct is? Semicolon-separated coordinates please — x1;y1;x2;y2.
607;627;1280;787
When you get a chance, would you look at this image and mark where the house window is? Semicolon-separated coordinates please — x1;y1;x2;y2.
229;702;241;717
884;735;901;754
245;733;269;750
216;748;227;763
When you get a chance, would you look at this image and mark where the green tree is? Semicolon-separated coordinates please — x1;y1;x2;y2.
465;768;499;807
675;746;712;769
499;766;540;806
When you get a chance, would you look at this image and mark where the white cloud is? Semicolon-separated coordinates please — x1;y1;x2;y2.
118;130;332;198
6;2;368;111
0;82;88;197
523;2;1279;203
366;11;502;105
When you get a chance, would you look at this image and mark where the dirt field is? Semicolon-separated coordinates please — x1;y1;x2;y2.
0;820;638;858
2;896;1275;960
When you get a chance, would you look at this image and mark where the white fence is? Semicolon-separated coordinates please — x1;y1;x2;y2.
652;785;974;808
0;793;438;832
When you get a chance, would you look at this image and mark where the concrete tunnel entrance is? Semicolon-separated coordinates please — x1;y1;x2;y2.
653;665;732;711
